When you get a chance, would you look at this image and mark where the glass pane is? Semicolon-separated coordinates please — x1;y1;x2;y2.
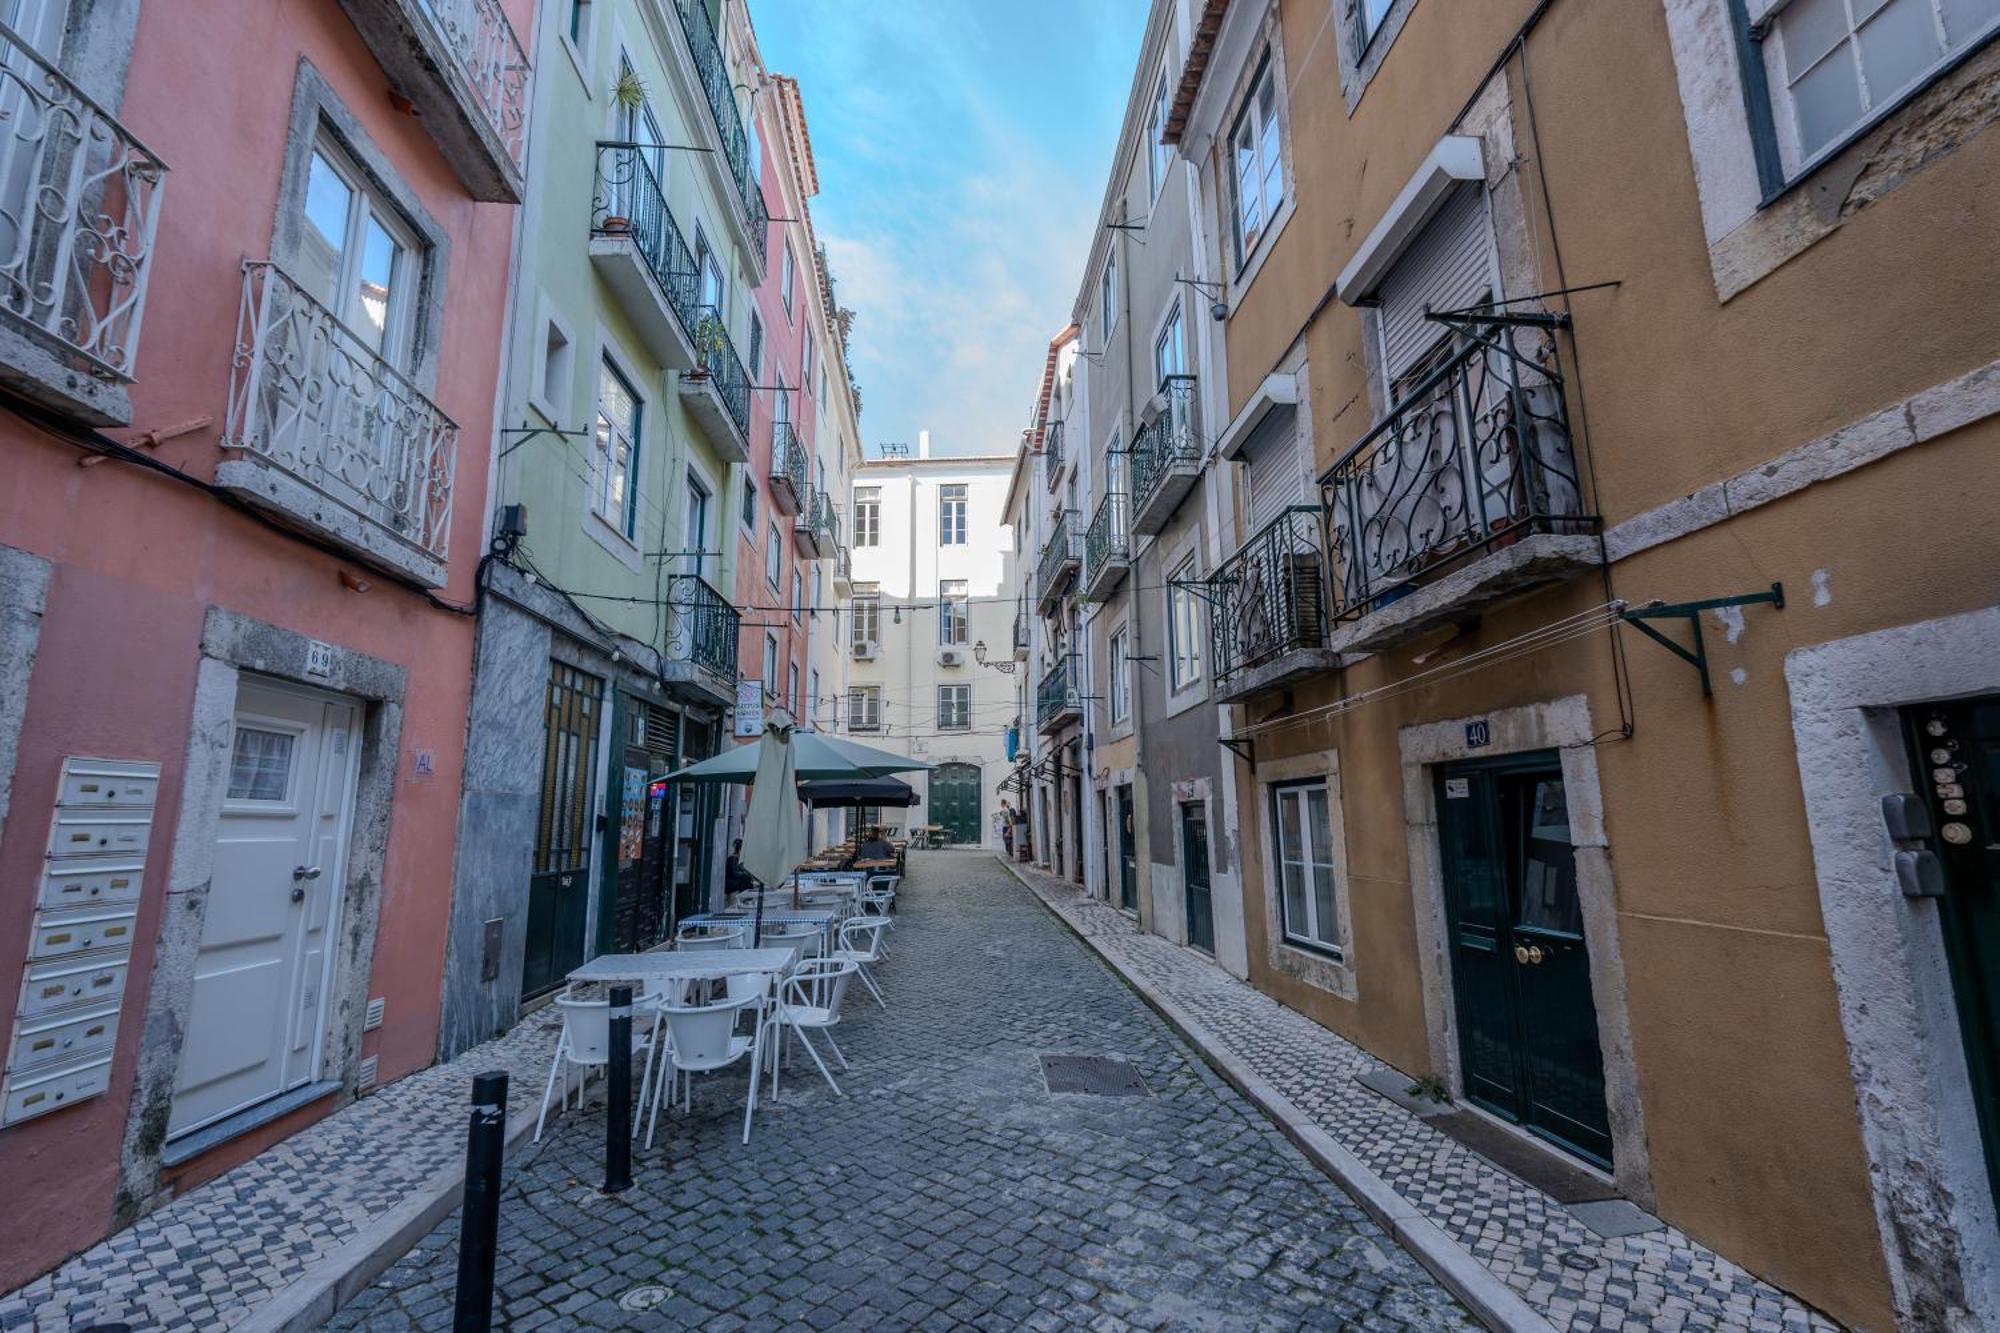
1783;0;1854;72
228;727;295;801
1856;0;1943;103
1791;44;1865;156
1276;791;1309;935
1940;0;2000;44
1518;779;1583;935
298;151;351;310
1307;789;1340;946
356;215;399;355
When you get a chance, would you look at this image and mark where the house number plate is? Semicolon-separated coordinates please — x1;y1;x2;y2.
1465;720;1491;749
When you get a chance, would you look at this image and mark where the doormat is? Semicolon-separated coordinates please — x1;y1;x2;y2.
1039;1055;1149;1096
1428;1111;1620;1204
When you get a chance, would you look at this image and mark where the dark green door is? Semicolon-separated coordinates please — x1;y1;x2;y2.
1182;801;1214;953
1437;754;1612;1168
1117;785;1137;910
1906;700;2000;1204
932;763;982;846
524;663;601;1000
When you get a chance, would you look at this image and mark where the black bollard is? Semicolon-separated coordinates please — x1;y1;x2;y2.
604;985;633;1194
453;1071;508;1333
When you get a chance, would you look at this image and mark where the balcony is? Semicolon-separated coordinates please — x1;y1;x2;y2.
1082;492;1130;601
340;0;528;202
1208;506;1342;703
1034;510;1081;617
0;25;167;426
831;543;852;596
1043;420;1065;492
769;422;806;515
219;262;457;588
672;0;769;252
1036;657;1082;734
661;574;740;707
1321;329;1598;654
677;305;750;462
793;486;836;559
589;143;698;372
1130;375;1201;535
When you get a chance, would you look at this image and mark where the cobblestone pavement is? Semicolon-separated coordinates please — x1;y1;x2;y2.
0;1007;564;1331
331;851;1478;1331
1004;859;1843;1333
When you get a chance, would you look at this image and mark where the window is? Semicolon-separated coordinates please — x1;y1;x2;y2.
1168;554;1204;689
1272;780;1342;954
808;667;821;728
747;309;763;376
1098;249;1118;341
1758;0;1999;179
1155;300;1186;389
765;515;782;587
817;360;827;411
847;685;881;731
939;579;968;645
540;319;572;416
567;0;591;47
695;227;724;316
1147;63;1173;200
227;728;295;802
851;588;880;651
781;242;796;317
811;567;822;619
802;325;815;398
1353;0;1395;56
792;571;803;622
787;667;799;722
939;483;968;545
684;473;710;575
853;486;880;547
762;633;779;699
591;359;641;537
1229;57;1286;270
297;138;420;363
740;476;757;531
938;684;970;731
1109;627;1130;724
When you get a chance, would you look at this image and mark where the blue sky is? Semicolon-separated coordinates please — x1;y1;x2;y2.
751;1;1147;458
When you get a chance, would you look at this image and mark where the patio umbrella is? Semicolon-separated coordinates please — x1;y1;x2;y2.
661;731;932;784
797;777;920;808
739;712;808;946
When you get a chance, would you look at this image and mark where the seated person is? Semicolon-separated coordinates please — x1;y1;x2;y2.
855;827;895;862
724;838;759;897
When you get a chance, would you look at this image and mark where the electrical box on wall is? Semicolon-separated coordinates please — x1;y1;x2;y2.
2;758;159;1127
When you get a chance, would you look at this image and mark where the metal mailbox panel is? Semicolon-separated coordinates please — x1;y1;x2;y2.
1;1055;114;1127
19;956;130;1020
38;860;146;914
9;1004;119;1075
49;810;152;859
29;911;137;961
57;759;161;810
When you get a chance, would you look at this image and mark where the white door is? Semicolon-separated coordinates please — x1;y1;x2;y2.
170;678;360;1137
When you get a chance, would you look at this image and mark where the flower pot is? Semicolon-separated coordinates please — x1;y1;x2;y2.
600;216;632;234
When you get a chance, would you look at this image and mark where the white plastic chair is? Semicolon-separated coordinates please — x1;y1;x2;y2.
646;991;765;1147
633;976;692;1131
761;919;823;961
676;923;745;951
772;957;859;1098
536;991;660;1142
832;916;890;1010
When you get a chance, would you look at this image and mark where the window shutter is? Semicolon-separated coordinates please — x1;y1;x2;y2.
1374;185;1497;384
1241;406;1306;535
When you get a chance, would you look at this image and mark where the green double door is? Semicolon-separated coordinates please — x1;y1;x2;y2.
1437;752;1613;1168
931;762;982;846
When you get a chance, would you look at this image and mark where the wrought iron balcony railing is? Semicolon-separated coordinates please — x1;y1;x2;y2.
665;573;740;682
1322;329;1588;621
770;421;807;512
1036;656;1081;731
1043;419;1064;491
688;304;751;441
592;141;699;326
1083;491;1130;596
1129;375;1201;511
0;22;167;393
416;0;529;171
1035;508;1081;612
1208;506;1327;690
223;261;457;562
673;0;769;245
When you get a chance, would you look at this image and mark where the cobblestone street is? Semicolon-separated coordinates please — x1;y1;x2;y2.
332;852;1477;1331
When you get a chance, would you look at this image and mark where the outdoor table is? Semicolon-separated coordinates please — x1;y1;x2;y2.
568;947;796;984
680;909;838;930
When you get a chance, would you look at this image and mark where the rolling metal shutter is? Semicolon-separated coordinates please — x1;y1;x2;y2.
1375;185;1497;383
1241;405;1305;536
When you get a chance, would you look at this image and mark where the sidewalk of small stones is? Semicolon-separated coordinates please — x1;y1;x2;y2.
1001;857;1843;1333
329;850;1482;1331
0;1003;564;1332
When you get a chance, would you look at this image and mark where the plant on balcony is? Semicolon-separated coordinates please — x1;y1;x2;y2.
612;67;650;109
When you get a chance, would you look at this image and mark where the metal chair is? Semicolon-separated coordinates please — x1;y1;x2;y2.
536;990;661;1142
771;957;859;1097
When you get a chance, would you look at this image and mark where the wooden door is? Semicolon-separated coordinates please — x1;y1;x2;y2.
1181;801;1214;953
524;663;599;999
931;762;982;846
1117;785;1137;910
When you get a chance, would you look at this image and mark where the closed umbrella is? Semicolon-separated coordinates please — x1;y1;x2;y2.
739;712;808;947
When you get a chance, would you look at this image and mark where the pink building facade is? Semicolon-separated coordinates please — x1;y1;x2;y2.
0;0;529;1286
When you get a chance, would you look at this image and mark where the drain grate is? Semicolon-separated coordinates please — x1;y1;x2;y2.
1040;1054;1150;1096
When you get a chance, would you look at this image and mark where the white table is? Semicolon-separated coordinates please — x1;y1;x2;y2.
568;947;798;984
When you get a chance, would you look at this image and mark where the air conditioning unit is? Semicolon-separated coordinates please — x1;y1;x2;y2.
936;646;966;668
853;640;879;661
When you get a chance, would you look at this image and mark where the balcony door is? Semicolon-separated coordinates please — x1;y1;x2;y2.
684;472;711;578
296;139;419;368
0;0;71;289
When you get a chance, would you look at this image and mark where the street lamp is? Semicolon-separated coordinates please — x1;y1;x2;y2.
972;639;1017;673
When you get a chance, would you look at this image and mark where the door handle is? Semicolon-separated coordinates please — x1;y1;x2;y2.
1513;943;1546;965
293;865;321;881
290;886;306;904
1514;944;1530;964
1527;944;1544;965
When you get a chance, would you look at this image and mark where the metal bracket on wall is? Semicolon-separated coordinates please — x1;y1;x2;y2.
1619;583;1785;696
1218;734;1256;768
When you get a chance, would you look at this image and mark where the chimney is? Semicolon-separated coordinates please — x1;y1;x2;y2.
918;429;931;459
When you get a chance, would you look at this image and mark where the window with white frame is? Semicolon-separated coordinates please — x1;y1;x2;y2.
792;570;803;622
1229;55;1286;270
847;684;881;731
787;665;798;721
747;308;763;376
938;683;970;730
809;667;821;727
297;138;421;365
1147;63;1173;200
939;579;968;645
590;358;641;538
1168;553;1204;689
851;587;880;651
762;632;778;699
802;325;815;398
1099;249;1118;341
740;476;756;532
765;515;782;587
940;484;967;545
1109;626;1130;724
540;318;572;415
1351;0;1395;57
694;227;724;317
1756;0;1999;180
781;241;796;317
811;566;822;619
1272;779;1342;954
853;485;880;546
1154;299;1186;389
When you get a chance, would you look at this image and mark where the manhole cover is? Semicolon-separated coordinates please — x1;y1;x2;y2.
619;1285;674;1310
1040;1054;1149;1096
